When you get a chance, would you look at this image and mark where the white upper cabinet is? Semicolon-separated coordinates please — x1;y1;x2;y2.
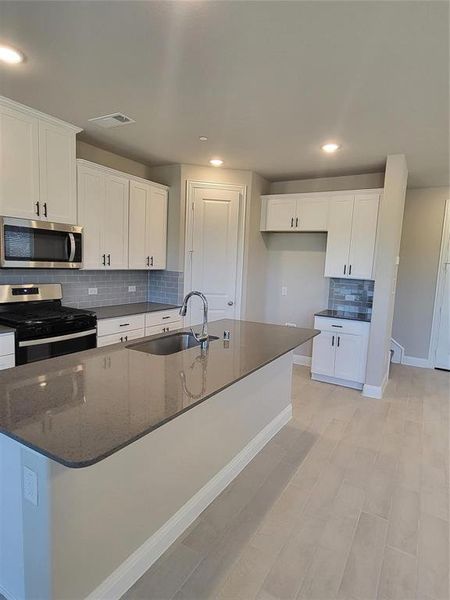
324;192;380;279
0;96;81;223
0;104;40;219
39;120;77;224
261;194;328;232
77;161;129;270
129;180;168;270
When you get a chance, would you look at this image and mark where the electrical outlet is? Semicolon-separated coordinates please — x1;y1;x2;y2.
88;288;98;295
23;466;38;506
128;286;136;292
345;294;356;301
281;286;288;296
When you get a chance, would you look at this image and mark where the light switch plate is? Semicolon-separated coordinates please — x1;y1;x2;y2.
23;466;38;506
128;286;136;292
281;286;288;296
88;288;98;295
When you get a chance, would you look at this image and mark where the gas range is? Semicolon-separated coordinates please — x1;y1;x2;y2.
0;284;97;365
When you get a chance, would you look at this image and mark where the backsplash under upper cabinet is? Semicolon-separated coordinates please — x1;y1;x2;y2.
328;278;374;317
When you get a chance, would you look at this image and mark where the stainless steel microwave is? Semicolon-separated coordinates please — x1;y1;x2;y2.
0;217;83;269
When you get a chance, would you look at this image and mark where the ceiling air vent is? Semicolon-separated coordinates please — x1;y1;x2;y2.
88;113;135;129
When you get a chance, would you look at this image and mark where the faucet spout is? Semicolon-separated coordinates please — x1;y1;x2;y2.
180;291;209;349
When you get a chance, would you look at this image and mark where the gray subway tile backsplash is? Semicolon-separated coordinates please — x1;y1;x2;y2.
0;269;185;308
328;278;374;317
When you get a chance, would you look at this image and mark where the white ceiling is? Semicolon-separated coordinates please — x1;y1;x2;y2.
0;1;448;188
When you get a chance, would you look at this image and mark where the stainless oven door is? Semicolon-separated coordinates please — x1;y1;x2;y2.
0;217;83;268
16;329;97;365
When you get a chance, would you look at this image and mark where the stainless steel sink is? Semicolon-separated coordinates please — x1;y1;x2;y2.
127;331;219;356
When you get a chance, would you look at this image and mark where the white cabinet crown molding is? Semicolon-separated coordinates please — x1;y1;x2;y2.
76;159;169;190
261;188;383;200
0;95;82;133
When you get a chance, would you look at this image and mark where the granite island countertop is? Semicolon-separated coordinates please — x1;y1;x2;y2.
0;320;318;468
88;302;180;320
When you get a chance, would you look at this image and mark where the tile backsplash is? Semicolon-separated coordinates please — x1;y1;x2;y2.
328;278;374;317
148;271;184;305
0;269;185;309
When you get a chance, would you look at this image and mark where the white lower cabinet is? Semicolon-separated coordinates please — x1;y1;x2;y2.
0;332;15;370
97;329;144;347
97;310;183;347
311;316;370;389
145;321;183;337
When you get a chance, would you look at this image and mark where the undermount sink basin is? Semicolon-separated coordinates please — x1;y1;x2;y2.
127;331;219;356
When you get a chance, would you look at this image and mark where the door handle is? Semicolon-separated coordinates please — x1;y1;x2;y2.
227;301;234;306
337;336;340;347
43;202;48;218
35;201;40;217
68;233;76;262
107;254;111;266
102;254;106;266
332;335;335;346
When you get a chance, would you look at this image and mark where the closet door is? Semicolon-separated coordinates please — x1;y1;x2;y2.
77;165;105;269
347;193;380;279
324;195;354;278
103;175;129;269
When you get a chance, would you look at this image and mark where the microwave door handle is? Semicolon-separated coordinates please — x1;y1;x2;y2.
68;233;76;262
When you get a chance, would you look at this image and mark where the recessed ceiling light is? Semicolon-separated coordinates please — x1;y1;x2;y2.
199;136;208;142
321;143;341;154
209;158;223;167
0;45;24;64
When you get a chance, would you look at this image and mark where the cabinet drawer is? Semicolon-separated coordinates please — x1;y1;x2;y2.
145;309;181;328
0;354;14;370
0;333;15;357
145;320;183;337
97;328;144;347
313;316;370;336
97;314;145;337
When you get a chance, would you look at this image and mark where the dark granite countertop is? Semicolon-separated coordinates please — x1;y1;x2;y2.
89;302;180;320
0;320;318;468
314;309;371;323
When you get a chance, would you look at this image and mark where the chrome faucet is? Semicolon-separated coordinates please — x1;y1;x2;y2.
180;291;209;349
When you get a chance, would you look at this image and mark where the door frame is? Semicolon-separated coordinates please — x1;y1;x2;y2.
184;180;247;321
429;198;450;367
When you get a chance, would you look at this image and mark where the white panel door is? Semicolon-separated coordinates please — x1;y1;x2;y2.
104;175;129;269
129;179;150;269
334;333;366;382
296;197;329;231
324;195;354;278
38;121;77;224
77;165;105;269
311;331;336;376
0;105;40;219
435;206;450;370
347;194;380;279
265;196;296;231
147;187;168;270
189;185;241;325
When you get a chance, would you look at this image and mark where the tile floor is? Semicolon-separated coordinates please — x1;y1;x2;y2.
124;363;450;600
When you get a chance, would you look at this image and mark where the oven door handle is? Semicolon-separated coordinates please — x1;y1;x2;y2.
19;329;97;347
68;233;76;262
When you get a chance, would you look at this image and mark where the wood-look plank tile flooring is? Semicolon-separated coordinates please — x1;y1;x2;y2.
124;364;449;600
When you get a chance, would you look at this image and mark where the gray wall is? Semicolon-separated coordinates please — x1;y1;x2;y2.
270;172;385;194
392;187;449;359
77;140;153;179
366;154;408;389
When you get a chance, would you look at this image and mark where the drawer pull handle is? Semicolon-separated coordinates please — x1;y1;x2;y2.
119;323;130;327
162;316;171;320
331;325;343;328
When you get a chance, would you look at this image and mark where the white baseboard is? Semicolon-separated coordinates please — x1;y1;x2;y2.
362;366;389;399
402;355;433;369
86;405;292;600
311;372;363;390
293;355;311;367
